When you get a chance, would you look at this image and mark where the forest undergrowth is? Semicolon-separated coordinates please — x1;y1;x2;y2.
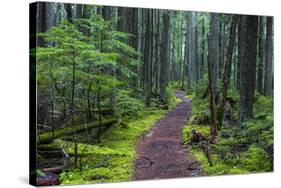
182;78;273;175
53;86;180;184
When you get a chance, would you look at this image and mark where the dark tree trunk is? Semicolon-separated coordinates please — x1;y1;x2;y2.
160;12;170;103
76;4;83;18
154;10;161;95
208;39;218;138
257;16;265;94
144;9;153;106
117;7;126;32
195;22;199;81
140;9;146;90
219;16;238;128
209;13;219;93
187;12;196;90
219;18;225;80
37;2;55;46
70;49;77;167
264;17;273;96
102;6;111;20
65;3;73;22
132;8;139;87
239;15;258;124
200;18;205;80
237;17;242;91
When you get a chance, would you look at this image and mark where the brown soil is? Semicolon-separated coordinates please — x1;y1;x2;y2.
134;91;205;180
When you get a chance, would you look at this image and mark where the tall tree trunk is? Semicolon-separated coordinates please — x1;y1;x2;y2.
194;21;199;81
200;18;205;80
76;4;83;18
65;3;73;22
140;9;146;90
132;8;139;88
264;17;273;96
218;18;225;79
154;10;161;95
102;6;111;21
237;17;242;91
239;15;258;124
219;16;238;128
160;12;170;103
187;12;196;90
208;38;218;138
257;16;265;94
70;49;77;167
144;9;153;106
37;2;55;46
209;13;219;93
117;7;126;32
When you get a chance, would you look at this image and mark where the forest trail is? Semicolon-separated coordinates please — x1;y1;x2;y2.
134;91;205;180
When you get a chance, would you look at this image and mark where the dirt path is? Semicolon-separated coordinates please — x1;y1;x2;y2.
134;91;204;180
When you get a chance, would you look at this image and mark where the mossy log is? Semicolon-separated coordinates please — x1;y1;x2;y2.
38;119;117;144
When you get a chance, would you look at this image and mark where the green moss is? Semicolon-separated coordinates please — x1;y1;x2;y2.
38;119;117;144
59;110;165;185
237;145;271;172
182;123;271;175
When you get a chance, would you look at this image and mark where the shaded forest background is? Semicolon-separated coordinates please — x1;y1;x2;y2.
31;2;274;185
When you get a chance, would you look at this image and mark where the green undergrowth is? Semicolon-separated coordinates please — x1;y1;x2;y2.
38;119;117;144
182;79;273;176
57;109;165;184
56;89;182;185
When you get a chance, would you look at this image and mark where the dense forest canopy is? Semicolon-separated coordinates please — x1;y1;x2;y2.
31;2;273;186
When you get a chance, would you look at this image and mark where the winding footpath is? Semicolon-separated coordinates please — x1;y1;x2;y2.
134;91;205;180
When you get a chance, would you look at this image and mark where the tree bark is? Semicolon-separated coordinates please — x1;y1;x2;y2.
208;38;218;138
263;17;273;96
160;12;170;103
37;2;55;46
257;16;265;94
239;15;258;124
65;3;73;22
219;16;238;128
144;9;153;106
209;13;219;93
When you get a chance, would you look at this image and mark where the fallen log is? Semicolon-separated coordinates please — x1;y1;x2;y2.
38;119;117;144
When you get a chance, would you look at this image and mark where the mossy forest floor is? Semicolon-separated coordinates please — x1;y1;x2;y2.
47;90;181;185
182;86;273;175
38;86;273;185
56;109;165;184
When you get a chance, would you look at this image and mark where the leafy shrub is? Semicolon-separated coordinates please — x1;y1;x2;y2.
238;145;271;172
115;90;144;119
